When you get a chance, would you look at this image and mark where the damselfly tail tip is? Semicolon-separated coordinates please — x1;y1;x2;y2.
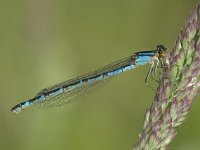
10;105;22;114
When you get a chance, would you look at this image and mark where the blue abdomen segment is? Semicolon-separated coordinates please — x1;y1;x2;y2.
136;55;152;65
11;88;65;114
46;88;64;97
11;99;33;114
106;64;135;76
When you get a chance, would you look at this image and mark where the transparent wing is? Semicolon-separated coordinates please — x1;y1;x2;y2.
35;56;133;96
34;77;113;108
33;56;134;108
11;55;135;114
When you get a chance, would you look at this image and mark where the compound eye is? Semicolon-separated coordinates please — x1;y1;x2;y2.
157;44;166;51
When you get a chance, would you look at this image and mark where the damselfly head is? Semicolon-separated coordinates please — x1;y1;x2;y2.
157;44;167;51
156;44;167;58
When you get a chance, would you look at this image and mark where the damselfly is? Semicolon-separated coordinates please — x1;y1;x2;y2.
11;44;167;114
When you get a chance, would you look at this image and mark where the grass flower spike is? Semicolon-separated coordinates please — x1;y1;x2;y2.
134;3;200;149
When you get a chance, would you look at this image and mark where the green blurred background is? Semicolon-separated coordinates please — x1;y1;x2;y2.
1;0;200;150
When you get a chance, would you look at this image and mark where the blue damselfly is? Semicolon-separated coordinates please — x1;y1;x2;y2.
11;45;167;114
